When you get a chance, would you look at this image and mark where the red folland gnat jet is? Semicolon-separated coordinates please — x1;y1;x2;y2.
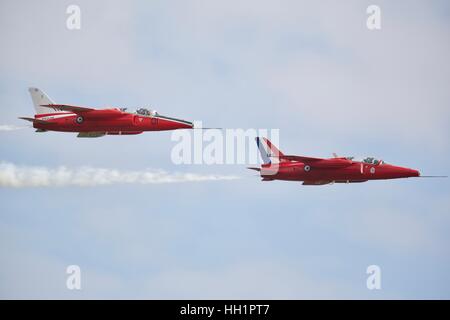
249;137;430;186
19;88;193;137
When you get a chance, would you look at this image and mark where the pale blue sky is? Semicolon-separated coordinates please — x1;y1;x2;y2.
0;0;449;299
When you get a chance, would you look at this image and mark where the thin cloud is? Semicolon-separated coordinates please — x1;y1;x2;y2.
0;125;27;131
0;162;239;188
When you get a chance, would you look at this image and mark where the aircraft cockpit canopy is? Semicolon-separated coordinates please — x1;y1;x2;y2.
343;156;384;165
362;157;383;165
135;108;158;116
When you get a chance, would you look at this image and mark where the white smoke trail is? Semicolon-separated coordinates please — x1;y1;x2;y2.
0;162;239;188
0;125;27;131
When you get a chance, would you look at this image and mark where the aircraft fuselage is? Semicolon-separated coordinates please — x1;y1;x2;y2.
32;111;193;134
260;161;420;183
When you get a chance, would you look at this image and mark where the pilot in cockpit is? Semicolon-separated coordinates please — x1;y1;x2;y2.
363;157;382;165
136;108;158;116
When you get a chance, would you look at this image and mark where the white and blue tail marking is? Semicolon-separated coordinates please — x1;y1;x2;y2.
256;137;285;165
256;137;271;164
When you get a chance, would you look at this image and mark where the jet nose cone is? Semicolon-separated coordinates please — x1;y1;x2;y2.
177;121;193;129
405;168;420;177
159;115;193;129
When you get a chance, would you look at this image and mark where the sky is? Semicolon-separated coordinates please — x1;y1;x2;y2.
0;0;449;299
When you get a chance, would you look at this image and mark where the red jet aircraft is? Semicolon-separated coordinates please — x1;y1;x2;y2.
249;137;430;185
19;88;193;137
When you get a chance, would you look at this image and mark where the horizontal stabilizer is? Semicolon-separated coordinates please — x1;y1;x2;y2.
18;117;48;124
278;155;323;162
41;104;95;113
247;167;261;172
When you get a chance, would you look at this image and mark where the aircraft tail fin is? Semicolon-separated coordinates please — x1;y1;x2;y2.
256;137;285;164
263;137;284;157
256;137;271;164
28;87;57;114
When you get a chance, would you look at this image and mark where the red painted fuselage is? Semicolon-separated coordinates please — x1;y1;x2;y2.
260;161;420;184
32;109;193;134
